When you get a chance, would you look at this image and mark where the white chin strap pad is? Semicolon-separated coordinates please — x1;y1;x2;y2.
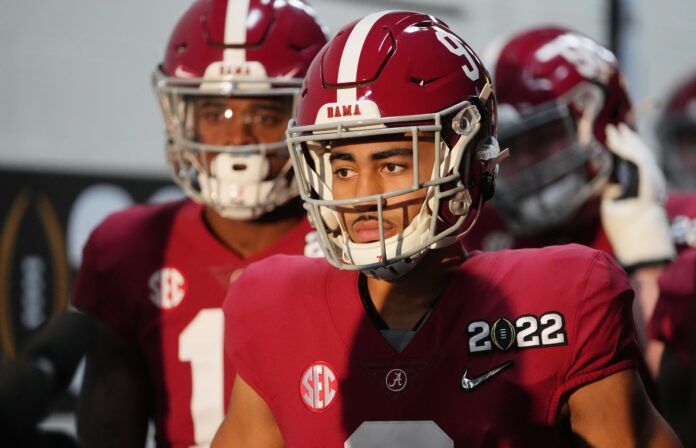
340;201;432;279
211;153;270;184
198;153;275;218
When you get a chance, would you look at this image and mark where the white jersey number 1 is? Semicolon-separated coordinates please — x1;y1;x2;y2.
179;308;225;447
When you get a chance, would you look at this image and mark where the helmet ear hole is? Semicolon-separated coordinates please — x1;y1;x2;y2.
451;103;482;136
448;190;473;217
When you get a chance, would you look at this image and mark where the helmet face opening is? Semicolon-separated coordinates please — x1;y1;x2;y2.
154;70;301;219
662;129;696;190
288;99;501;279
494;96;612;236
660;73;696;190
153;0;328;219
498;103;576;179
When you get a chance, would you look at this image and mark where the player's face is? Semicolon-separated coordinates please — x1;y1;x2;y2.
193;96;293;177
499;118;573;179
329;135;435;244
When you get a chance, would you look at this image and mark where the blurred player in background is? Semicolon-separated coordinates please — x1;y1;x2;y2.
462;26;677;375
72;1;327;446
213;11;679;446
648;71;696;445
657;72;696;190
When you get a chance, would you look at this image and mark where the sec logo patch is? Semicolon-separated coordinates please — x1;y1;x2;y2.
148;267;187;309
300;361;338;412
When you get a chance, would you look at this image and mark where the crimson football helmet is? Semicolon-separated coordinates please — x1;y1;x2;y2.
487;26;631;236
287;11;506;279
153;0;327;219
658;72;696;189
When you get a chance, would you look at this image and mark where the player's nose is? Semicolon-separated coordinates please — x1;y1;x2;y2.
352;172;385;211
223;116;257;146
354;170;382;198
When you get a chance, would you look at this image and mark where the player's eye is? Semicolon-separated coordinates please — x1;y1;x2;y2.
201;108;225;122
382;163;406;174
247;109;286;128
334;167;357;179
256;113;282;126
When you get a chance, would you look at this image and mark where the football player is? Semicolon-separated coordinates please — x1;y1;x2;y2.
647;72;696;444
648;249;696;445
213;11;680;446
461;27;677;375
73;1;327;447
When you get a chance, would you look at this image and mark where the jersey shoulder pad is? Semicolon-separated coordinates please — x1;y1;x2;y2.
491;243;615;281
82;199;187;271
471;244;631;314
226;254;331;318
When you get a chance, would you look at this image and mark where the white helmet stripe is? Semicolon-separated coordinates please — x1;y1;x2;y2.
223;0;250;64
336;10;392;104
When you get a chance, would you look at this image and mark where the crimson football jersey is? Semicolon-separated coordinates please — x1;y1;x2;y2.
224;245;640;447
73;199;317;447
648;192;696;368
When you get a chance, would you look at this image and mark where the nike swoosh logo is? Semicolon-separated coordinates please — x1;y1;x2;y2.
461;360;513;391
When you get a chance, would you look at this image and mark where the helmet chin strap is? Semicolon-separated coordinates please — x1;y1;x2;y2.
342;194;434;280
196;153;296;220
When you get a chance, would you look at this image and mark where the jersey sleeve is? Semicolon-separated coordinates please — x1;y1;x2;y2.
72;222;138;341
553;250;640;406
223;264;275;405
